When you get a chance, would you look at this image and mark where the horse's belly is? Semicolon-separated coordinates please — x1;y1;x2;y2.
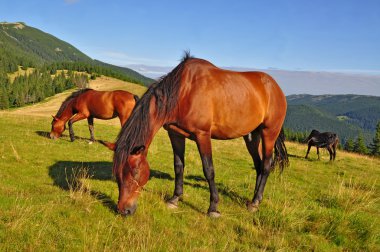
90;109;115;119
210;116;263;140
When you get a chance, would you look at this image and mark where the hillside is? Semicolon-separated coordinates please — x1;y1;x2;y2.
0;80;379;250
285;94;380;144
0;22;153;85
9;76;146;119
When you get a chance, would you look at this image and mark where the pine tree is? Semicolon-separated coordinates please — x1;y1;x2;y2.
354;132;368;154
344;138;354;152
0;86;9;109
369;121;380;156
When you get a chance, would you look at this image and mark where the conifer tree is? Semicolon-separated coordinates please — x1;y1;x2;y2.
344;138;354;152
354;132;368;154
369;121;380;156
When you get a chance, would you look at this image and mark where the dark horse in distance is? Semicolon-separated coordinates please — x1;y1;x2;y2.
305;129;339;161
110;53;289;217
50;89;138;142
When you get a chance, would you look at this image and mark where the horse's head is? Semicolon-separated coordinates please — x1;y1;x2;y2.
50;115;66;139
116;145;150;216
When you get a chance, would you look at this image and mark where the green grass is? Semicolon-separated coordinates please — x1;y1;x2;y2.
0;113;379;251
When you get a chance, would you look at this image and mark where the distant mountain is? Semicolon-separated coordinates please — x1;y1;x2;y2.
127;64;380;96
0;22;153;85
285;94;380;144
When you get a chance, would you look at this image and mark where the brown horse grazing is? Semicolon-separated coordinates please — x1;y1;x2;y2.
305;129;339;161
50;89;138;142
112;53;288;217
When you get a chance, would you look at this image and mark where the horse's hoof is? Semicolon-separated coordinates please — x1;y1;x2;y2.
208;211;221;218
166;197;179;209
247;202;259;213
166;202;178;209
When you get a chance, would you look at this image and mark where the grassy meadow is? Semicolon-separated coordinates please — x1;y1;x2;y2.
0;78;379;251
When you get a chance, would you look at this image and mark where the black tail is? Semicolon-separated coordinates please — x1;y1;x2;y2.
273;128;289;172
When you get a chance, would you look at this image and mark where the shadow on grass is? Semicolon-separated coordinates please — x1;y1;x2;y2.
35;130;94;142
48;163;176;214
159;171;249;209
49;161;249;215
288;153;305;159
48;160;117;213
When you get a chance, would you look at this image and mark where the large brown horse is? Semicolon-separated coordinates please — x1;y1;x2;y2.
50;89;138;142
112;53;288;217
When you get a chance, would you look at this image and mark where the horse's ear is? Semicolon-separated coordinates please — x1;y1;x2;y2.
131;145;145;155
52;115;58;121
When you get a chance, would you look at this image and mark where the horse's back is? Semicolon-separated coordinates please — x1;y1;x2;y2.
177;59;287;139
75;90;135;119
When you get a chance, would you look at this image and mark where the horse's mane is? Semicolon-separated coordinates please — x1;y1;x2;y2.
55;88;93;117
113;52;193;174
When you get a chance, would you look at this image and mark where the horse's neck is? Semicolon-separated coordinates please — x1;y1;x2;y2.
144;101;169;149
58;101;74;121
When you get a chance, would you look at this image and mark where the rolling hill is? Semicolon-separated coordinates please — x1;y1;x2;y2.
0;76;379;250
0;22;153;85
285;94;380;144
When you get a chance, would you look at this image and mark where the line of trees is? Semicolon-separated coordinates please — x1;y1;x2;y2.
0;70;88;109
344;122;380;156
43;62;144;85
285;124;380;157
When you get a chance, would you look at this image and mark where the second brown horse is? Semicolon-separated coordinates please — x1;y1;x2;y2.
112;53;289;217
50;89;138;142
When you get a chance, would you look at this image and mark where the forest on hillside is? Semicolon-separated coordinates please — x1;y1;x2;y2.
0;22;154;110
0;69;88;109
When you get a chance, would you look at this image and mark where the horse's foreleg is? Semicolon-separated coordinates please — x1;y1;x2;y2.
317;147;320;160
305;144;311;159
167;131;186;209
68;113;87;142
332;141;337;160
195;132;220;217
87;117;95;142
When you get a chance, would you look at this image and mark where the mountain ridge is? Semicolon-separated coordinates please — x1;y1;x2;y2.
0;22;153;85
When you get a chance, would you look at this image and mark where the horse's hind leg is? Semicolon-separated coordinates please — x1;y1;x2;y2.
87;116;95;142
195;132;220;217
327;146;333;161
243;129;262;196
247;127;278;212
167;131;185;209
68;113;87;142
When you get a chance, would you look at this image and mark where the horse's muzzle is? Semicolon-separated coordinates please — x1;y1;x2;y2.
119;203;137;216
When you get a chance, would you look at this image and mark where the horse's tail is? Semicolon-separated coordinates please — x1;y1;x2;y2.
273;127;289;172
98;140;116;151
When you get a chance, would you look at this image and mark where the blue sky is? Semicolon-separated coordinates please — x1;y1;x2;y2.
1;0;380;72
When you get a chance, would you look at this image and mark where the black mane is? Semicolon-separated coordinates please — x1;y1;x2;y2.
55;88;92;117
113;53;193;173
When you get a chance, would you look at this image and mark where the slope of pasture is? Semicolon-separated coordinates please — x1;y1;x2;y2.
9;76;147;122
0;107;379;250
